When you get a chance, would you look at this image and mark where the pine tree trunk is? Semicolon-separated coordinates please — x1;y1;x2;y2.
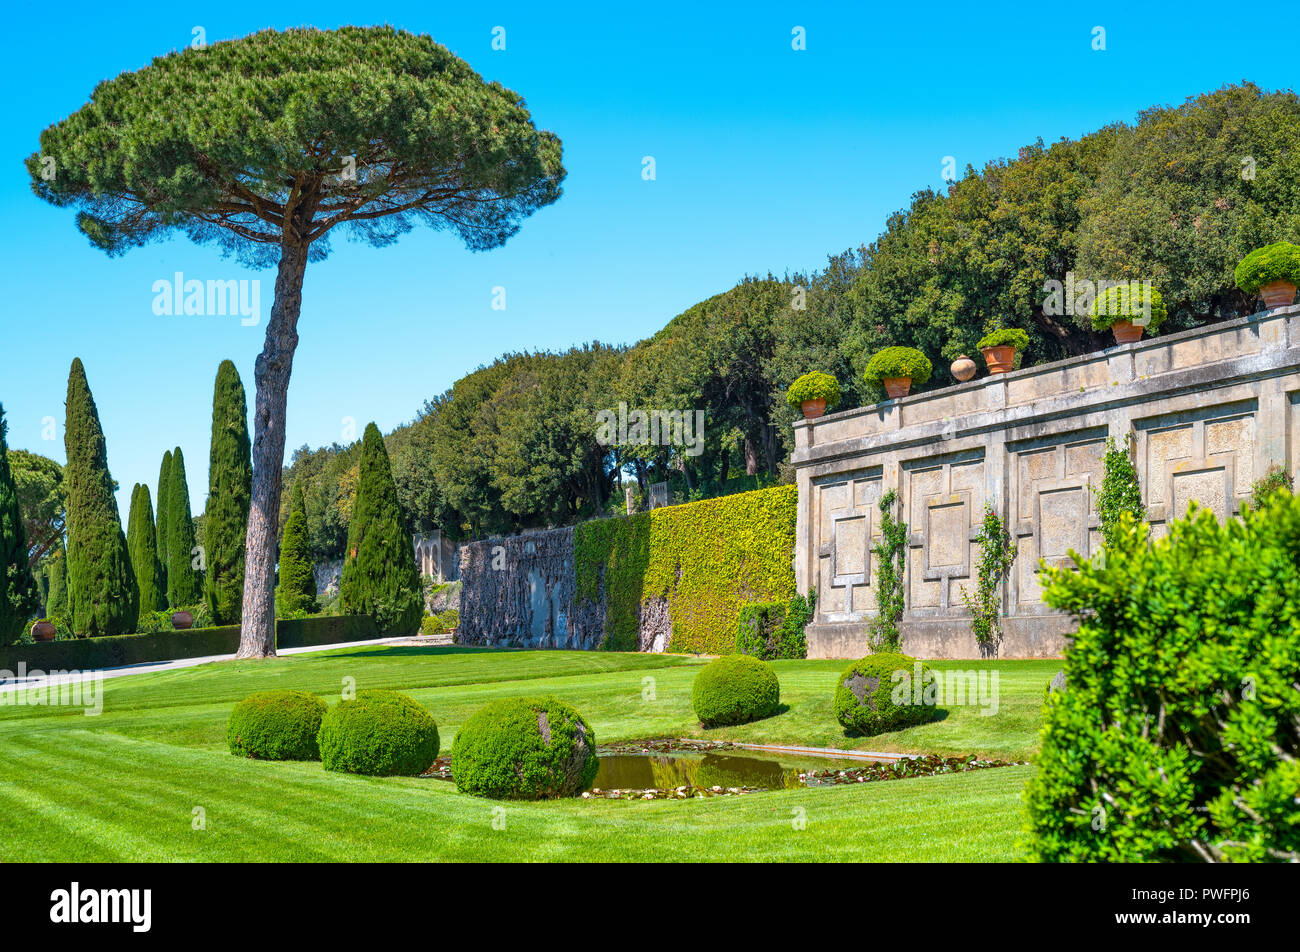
237;240;309;658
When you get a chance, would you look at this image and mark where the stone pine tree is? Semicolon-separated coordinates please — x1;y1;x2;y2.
28;27;565;657
203;360;252;624
340;424;422;635
63;359;138;636
45;544;67;618
155;449;173;601
164;447;202;608
126;484;165;614
275;480;317;615
0;405;41;642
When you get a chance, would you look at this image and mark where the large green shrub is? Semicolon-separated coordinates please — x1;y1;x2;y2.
1233;240;1300;295
63;359;138;636
574;485;796;654
339;423;422;635
833;653;938;736
1089;282;1168;333
452;696;598;799
421;608;459;636
318;690;439;776
203;360;252;625
735;589;814;660
1027;503;1300;862
863;347;933;387
691;654;781;727
784;372;842;410
227;689;327;760
0;406;40;643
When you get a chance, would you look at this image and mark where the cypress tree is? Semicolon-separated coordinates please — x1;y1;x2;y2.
63;359;138;636
340;423;421;635
127;483;165;613
203;360;252;624
155;449;172;601
165;446;202;607
0;405;41;642
45;543;68;619
275;480;317;615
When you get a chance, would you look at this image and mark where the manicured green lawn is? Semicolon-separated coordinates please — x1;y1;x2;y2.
0;646;1051;861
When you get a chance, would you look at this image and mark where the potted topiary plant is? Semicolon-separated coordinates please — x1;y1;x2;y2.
1090;283;1168;344
785;371;842;419
863;347;932;399
1234;241;1300;309
976;328;1030;374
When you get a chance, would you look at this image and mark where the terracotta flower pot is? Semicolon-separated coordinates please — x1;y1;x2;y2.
1111;320;1145;344
1260;279;1297;309
31;621;56;642
883;377;913;399
981;345;1016;374
800;399;827;419
950;355;976;382
171;610;194;630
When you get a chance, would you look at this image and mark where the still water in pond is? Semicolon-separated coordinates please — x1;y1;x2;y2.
590;750;869;791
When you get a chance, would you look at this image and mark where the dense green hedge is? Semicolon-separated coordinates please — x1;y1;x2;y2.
735;590;814;660
1026;503;1300;862
691;654;781;727
833;653;938;736
451;696;598;799
0;614;382;671
318;690;440;776
227;690;327;761
574;485;797;654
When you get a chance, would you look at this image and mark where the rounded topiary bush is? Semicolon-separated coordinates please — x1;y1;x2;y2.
1026;503;1300;862
1089;283;1168;333
785;371;842;411
691;654;781;727
863;346;933;387
1234;240;1300;295
227;690;328;761
833;653;937;736
452;696;598;799
317;690;439;776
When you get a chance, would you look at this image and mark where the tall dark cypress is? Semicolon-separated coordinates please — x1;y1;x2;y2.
165;446;202;607
203;360;252;624
155;449;173;602
127;483;165;613
0;405;41;642
45;542;68;619
275;480;317;615
63;359;138;636
339;423;421;635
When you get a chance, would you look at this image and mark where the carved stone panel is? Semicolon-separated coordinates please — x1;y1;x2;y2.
1009;434;1105;611
814;471;882;623
905;456;984;615
1138;406;1255;538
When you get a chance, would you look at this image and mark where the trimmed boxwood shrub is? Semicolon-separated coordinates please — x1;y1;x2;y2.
863;347;933;387
691;654;781;726
975;327;1031;351
227;690;327;760
1233;240;1300;295
785;372;841;411
452;696;598;799
833;652;937;736
318;690;439;776
735;589;814;660
1089;283;1168;333
1026;502;1300;862
421;608;460;635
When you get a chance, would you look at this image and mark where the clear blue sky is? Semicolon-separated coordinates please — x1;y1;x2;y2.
0;2;1287;520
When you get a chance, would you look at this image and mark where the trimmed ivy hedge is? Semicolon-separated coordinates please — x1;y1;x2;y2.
0;614;382;672
574;485;797;654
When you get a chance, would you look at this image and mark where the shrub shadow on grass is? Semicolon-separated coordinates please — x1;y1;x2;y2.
840;707;948;739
